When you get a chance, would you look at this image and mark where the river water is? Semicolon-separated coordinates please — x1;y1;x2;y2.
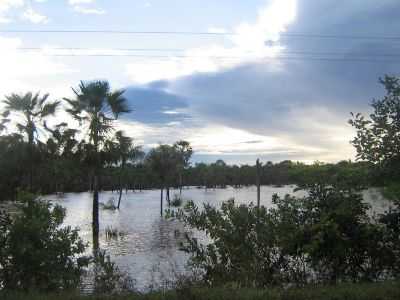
43;185;392;290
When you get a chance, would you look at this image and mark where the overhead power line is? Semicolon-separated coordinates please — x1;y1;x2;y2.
15;47;400;58
1;29;400;41
14;52;400;64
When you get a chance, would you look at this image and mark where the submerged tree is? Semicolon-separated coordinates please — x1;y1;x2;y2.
1;92;59;191
106;131;144;209
146;144;179;216
174;140;193;196
64;80;130;249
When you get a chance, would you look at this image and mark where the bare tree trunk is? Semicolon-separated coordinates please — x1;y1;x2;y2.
93;174;99;251
160;187;164;216
179;173;183;197
256;159;261;209
117;187;123;209
92;134;100;252
27;126;35;192
117;165;123;209
167;187;171;207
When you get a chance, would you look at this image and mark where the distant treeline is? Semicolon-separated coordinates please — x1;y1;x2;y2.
0;130;375;201
1;76;399;203
104;159;375;191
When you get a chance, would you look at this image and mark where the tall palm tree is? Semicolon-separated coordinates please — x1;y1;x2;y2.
64;80;130;249
1;92;60;190
105;131;144;209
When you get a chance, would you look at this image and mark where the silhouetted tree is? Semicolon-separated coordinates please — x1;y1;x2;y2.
1;92;59;191
105;131;144;209
64;80;130;249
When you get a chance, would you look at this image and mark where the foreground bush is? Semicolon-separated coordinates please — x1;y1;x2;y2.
169;184;400;287
0;192;89;291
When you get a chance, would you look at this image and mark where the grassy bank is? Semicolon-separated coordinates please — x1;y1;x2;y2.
2;281;400;300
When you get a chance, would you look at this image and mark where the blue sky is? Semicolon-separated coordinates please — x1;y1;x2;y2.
0;0;399;164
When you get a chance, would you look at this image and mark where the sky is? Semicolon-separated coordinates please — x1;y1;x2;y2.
0;0;399;164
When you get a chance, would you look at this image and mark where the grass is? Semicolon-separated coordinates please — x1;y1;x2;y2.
105;226;126;240
101;198;118;210
170;194;183;207
1;281;400;300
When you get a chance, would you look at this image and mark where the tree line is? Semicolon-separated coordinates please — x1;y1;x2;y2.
167;75;400;287
1;75;400;294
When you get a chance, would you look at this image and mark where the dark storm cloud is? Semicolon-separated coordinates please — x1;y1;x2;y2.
122;0;400;162
122;85;191;125
168;0;400;151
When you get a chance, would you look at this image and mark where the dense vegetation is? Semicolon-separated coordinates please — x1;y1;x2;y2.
169;183;400;287
0;76;400;298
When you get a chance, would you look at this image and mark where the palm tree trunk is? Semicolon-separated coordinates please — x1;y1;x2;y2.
118;188;123;209
28;131;34;192
117;163;124;209
160;186;164;216
92;135;100;252
92;174;99;251
179;173;183;196
256;159;261;209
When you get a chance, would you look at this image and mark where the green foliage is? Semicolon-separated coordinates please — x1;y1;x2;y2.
92;250;135;295
0;191;89;291
171;195;183;207
169;184;399;287
350;75;400;180
169;198;284;287
101;198;118;210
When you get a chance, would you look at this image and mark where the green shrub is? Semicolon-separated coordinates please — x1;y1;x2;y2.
170;184;399;287
101;198;117;210
92;250;135;295
0;191;89;291
171;194;183;207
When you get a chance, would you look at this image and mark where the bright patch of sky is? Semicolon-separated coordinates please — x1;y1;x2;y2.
0;0;399;164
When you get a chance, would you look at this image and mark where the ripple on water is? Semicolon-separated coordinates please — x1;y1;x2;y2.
42;186;392;290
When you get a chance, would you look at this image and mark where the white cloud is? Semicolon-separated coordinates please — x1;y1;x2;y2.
72;5;105;15
0;0;49;24
207;26;227;34
126;0;297;84
0;0;24;23
68;0;105;15
68;0;94;4
21;7;48;23
0;36;75;100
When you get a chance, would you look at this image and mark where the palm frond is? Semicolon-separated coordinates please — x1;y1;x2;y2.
41;100;60;118
4;93;31;112
2;110;10;118
38;93;50;106
108;89;130;118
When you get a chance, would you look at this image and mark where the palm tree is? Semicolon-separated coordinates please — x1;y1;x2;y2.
106;131;144;209
44;122;79;193
64;80;130;249
173;140;193;197
1;92;60;190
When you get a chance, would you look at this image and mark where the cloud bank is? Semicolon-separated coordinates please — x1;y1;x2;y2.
122;0;400;163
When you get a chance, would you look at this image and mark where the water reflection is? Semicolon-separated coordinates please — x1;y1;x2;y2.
43;186;392;290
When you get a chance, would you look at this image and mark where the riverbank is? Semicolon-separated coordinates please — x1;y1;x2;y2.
2;281;400;300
